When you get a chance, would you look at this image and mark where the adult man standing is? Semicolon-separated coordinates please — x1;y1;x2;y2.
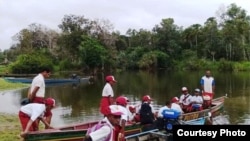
28;67;51;129
200;70;215;100
29;67;51;103
100;75;117;115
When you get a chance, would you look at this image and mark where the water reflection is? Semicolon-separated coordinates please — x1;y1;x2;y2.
0;70;250;127
237;113;250;125
212;114;230;125
0;89;24;113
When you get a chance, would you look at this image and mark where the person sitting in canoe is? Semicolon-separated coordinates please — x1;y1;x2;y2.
157;97;183;118
170;97;184;114
139;95;156;131
127;105;140;123
156;100;181;132
157;100;172;118
179;87;192;113
190;88;203;111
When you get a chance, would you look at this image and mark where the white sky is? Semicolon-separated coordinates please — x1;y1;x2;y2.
1;0;250;50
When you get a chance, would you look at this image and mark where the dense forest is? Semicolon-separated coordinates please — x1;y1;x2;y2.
1;3;250;74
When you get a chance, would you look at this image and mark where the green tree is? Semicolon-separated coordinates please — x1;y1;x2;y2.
219;3;250;61
138;51;169;69
9;53;53;73
79;36;107;74
153;18;182;64
58;14;90;64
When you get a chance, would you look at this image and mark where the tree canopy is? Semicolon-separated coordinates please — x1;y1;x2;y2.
2;3;250;73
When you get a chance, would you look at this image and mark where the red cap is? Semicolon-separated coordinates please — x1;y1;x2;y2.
171;97;179;103
105;75;117;83
116;96;128;106
142;95;152;101
45;98;55;107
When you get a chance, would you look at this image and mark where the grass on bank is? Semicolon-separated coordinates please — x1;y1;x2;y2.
0;78;29;91
0;78;29;141
0;113;21;141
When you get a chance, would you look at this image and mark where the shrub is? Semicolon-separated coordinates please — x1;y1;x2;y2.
9;53;53;74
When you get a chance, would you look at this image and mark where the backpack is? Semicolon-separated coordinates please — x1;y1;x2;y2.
86;121;111;141
139;103;154;125
20;98;30;106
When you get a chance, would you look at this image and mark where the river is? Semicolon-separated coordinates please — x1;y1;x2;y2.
0;70;249;126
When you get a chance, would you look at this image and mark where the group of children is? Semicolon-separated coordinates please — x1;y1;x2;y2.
179;87;204;113
89;74;215;141
18;69;215;141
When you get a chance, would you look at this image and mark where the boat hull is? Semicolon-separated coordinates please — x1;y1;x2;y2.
24;96;226;141
181;96;226;122
125;129;169;141
24;121;142;141
4;77;89;85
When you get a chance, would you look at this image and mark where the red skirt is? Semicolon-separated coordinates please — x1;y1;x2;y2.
100;97;112;115
31;97;45;104
202;92;214;100
19;111;38;131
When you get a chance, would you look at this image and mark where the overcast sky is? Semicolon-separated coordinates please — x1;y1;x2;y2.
1;0;250;50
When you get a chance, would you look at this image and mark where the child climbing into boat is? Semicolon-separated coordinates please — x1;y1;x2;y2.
85;105;124;141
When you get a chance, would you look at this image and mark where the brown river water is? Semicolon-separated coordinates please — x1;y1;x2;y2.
0;70;249;127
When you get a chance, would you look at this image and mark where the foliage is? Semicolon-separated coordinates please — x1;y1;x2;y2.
9;53;53;74
79;35;107;71
58;59;76;71
0;52;5;63
174;58;218;71
232;61;250;71
217;59;234;71
138;51;169;69
116;51;128;70
0;65;10;74
3;3;250;72
125;46;147;69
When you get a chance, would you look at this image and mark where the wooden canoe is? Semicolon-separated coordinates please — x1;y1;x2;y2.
181;117;207;125
24;96;226;141
125;129;170;141
181;95;226;122
24;121;142;141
